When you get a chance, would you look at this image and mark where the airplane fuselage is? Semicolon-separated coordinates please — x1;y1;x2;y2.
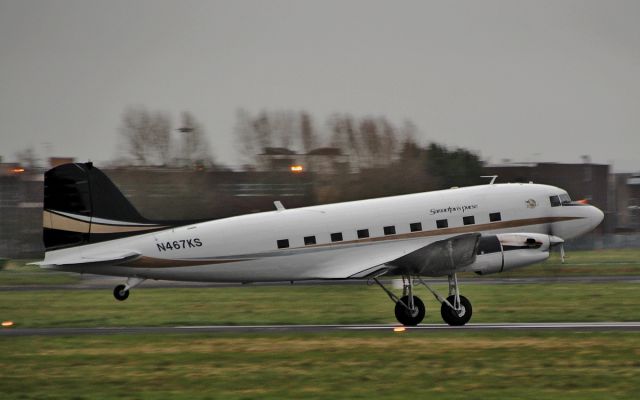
42;183;604;282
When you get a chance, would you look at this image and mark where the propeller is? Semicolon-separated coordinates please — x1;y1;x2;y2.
547;222;566;263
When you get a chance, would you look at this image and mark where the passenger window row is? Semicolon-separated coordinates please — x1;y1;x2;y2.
276;212;502;249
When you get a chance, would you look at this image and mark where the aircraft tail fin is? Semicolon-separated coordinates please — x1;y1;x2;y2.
43;162;166;250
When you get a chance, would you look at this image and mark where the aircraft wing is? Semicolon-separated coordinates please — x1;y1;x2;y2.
387;233;480;276
311;233;481;279
30;251;141;267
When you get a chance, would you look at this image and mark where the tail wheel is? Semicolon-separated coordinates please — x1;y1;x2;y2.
440;295;472;326
113;284;130;301
394;295;426;326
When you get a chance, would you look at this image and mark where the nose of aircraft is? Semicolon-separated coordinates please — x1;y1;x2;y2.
589;205;605;230
550;203;605;240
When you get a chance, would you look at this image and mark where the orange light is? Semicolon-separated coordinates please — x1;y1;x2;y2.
290;165;304;173
10;167;25;174
1;321;14;327
393;326;406;333
577;199;590;205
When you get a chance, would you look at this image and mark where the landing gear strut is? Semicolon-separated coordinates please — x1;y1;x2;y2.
373;275;425;326
373;273;473;326
113;277;145;301
418;273;473;326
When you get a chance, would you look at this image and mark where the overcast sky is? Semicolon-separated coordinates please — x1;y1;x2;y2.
1;0;639;171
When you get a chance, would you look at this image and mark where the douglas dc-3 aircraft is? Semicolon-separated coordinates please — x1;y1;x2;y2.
34;162;604;326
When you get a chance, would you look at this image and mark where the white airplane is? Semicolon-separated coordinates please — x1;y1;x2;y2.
35;163;604;326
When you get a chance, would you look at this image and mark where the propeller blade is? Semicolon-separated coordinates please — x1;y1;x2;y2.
560;244;565;264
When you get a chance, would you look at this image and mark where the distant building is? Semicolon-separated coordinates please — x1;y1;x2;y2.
610;173;640;232
257;147;297;172
0;164;43;258
257;147;351;174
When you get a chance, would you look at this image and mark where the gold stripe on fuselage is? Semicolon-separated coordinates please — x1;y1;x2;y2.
43;210;165;234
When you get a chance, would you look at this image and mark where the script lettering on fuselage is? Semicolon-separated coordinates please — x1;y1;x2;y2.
156;238;203;252
429;204;479;215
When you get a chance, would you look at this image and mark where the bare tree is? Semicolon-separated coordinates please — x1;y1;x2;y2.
14;146;39;168
379;117;398;166
300;111;317;153
359;117;380;168
235;109;308;166
234;108;259;164
119;106;172;166
253;111;273;152
329;114;361;168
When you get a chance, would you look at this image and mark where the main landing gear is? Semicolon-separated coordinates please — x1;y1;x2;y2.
373;273;473;326
113;277;145;301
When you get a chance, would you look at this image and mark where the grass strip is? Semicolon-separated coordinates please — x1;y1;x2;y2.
0;331;638;400
1;283;638;328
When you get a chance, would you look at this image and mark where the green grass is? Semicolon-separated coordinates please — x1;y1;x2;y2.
1;283;639;328
1;332;639;399
0;260;79;285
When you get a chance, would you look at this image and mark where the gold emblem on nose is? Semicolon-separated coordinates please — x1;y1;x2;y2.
526;199;537;209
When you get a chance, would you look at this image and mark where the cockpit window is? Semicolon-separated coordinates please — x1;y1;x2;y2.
559;194;572;205
550;194;572;207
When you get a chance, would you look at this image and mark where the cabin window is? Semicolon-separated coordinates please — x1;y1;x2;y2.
410;222;422;232
357;229;370;239
277;239;289;249
463;216;475;225
436;219;448;229
304;236;316;246
330;232;343;242
383;226;396;235
489;212;502;222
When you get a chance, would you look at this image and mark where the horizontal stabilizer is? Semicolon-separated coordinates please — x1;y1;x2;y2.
30;251;140;267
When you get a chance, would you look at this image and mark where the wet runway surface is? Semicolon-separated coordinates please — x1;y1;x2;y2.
3;322;640;337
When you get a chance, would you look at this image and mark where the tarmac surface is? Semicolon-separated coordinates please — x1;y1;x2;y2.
2;322;640;337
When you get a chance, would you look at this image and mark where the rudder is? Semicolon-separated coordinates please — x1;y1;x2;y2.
43;162;165;250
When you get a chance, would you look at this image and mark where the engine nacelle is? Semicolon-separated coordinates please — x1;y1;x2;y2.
463;233;561;275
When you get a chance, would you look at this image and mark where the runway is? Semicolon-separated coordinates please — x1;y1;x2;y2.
2;322;640;337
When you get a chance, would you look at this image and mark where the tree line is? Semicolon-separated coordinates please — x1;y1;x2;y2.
116;106;213;168
11;106;484;199
233;109;484;199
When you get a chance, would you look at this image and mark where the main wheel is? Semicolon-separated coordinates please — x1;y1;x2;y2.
113;284;129;301
440;295;472;326
394;295;425;326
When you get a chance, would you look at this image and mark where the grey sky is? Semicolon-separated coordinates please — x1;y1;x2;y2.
1;0;639;171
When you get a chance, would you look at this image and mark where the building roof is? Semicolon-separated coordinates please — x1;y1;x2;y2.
306;147;342;156
261;147;296;156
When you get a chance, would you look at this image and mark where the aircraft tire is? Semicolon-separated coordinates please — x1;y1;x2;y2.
113;284;130;301
394;295;425;326
440;295;472;326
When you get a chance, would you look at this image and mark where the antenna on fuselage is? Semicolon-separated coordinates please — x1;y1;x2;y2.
274;201;285;211
481;175;498;185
